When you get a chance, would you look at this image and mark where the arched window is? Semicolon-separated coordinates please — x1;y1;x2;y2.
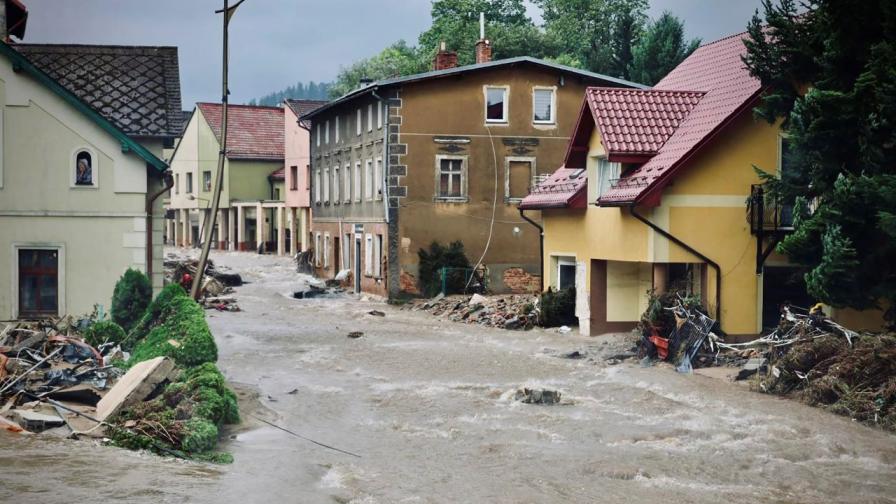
74;150;94;186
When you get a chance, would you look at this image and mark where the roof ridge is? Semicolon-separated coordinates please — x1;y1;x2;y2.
698;30;749;48
13;43;179;51
198;102;284;111
587;86;706;95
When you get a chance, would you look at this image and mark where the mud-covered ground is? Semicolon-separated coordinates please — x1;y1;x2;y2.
3;250;896;504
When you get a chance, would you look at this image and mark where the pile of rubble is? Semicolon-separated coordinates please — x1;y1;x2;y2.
0;318;170;439
163;254;242;312
404;293;539;330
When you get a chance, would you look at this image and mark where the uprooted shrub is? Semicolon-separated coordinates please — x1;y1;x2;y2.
417;240;472;297
126;284;217;367
109;362;239;461
111;268;153;334
539;287;577;328
83;320;127;348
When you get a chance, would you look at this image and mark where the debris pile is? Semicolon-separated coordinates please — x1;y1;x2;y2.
163;254;242;312
404;293;539;330
638;294;721;372
513;388;562;405
292;282;344;299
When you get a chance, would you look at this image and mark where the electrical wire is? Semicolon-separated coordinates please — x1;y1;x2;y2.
465;123;499;292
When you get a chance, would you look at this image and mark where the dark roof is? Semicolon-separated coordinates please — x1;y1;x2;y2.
301;56;647;120
0;41;166;172
14;43;183;138
196;103;284;161
519;168;588;210
599;33;762;205
284;99;328;118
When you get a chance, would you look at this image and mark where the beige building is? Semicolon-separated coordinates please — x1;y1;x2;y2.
166;103;290;254
0;15;183;318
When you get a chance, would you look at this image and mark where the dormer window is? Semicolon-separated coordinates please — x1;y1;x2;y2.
72;149;97;187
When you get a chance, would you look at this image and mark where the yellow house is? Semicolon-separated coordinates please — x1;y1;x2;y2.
521;32;884;338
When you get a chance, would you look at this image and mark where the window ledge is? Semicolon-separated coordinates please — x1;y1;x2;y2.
434;196;469;203
485;121;508;126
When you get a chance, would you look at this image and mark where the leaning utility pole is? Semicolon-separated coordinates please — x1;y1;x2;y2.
191;0;246;300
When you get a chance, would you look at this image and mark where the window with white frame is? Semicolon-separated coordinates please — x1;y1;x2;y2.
376;102;383;129
314;232;322;265
344;163;351;203
533;87;556;124
365;160;373;200
333;165;340;202
316;124;320;146
367;104;373;132
485;86;508;123
354;161;362;202
374;234;383;278
596;157;621;197
506;157;535;202
356;109;362;136
436;155;466;200
323;167;330;203
556;257;576;290
314;169;321;203
365;233;373;276
374;157;383;200
342;233;351;270
324;233;330;268
335;116;340;143
324;120;330;144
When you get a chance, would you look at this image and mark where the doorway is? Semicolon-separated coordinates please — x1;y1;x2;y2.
18;249;59;318
334;236;341;275
354;237;362;293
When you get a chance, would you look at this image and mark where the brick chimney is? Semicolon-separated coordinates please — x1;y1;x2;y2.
475;12;492;64
432;41;458;71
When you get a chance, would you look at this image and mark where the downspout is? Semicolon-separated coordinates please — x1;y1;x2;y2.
629;205;722;325
518;208;544;292
146;170;174;283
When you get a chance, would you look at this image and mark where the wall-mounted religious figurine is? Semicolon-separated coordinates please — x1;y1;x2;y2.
75;151;93;186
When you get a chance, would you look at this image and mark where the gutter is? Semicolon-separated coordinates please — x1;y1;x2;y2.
628;206;722;326
146;170;174;283
518;208;544;292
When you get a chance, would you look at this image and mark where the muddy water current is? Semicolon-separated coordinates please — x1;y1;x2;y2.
2;251;895;503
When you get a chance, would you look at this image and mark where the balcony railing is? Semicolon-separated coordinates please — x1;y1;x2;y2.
749;184;794;234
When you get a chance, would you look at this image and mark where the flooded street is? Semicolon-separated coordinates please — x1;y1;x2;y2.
3;250;896;504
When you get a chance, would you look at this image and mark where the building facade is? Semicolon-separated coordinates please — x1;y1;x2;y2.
305;46;643;298
284;99;326;254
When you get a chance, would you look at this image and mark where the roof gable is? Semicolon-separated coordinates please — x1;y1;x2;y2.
14;43;183;138
197;103;284;161
519;167;587;210
0;41;166;172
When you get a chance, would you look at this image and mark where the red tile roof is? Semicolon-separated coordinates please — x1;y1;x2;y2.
586;88;705;159
268;166;285;181
519;168;587;210
598;32;762;205
197;103;284;161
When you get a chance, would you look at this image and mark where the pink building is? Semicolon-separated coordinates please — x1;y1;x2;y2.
284;99;326;252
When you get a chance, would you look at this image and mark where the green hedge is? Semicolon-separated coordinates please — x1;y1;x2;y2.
111;268;152;333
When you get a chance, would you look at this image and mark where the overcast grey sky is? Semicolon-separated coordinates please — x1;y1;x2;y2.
21;0;764;107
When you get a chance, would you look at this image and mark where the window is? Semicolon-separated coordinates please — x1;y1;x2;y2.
342;233;351;270
367;104;373;132
306;165;311;190
344;163;351;203
202;170;212;192
485;86;508;123
324;233;330;268
274;187;280;200
374;234;383;278
324;120;330;144
290;165;298;190
73;149;96;187
365;233;373;276
596;158;620;197
436;156;466;200
356;109;362;136
354;161;362;202
374;157;383;200
557;257;576;290
18;249;59;317
533;87;555;124
186;172;194;193
335;116;340;143
175;174;180;194
365;160;374;200
314;169;321;203
377;102;383;129
333;165;340;202
506;157;534;202
316;124;320;146
314;233;322;266
323;166;330;203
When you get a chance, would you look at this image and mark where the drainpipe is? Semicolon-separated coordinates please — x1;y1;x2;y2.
518;208;544;292
146;170;174;283
629;206;722;325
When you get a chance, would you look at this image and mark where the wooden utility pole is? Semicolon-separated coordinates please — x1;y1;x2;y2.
192;0;245;300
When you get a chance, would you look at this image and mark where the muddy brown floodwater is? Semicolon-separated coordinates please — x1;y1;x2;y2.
3;250;896;504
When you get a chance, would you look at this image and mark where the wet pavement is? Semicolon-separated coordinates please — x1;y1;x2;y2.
2;250;896;503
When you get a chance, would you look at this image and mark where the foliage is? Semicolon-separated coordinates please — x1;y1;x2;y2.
126;283;187;348
329;40;427;98
248;80;331;106
630;11;700;85
743;0;896;326
417;241;472;297
539;287;576;327
83;320;126;348
127;284;218;368
111;268;152;334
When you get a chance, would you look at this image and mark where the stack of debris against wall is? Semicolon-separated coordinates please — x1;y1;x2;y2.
404;293;539;330
163;254;242;312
